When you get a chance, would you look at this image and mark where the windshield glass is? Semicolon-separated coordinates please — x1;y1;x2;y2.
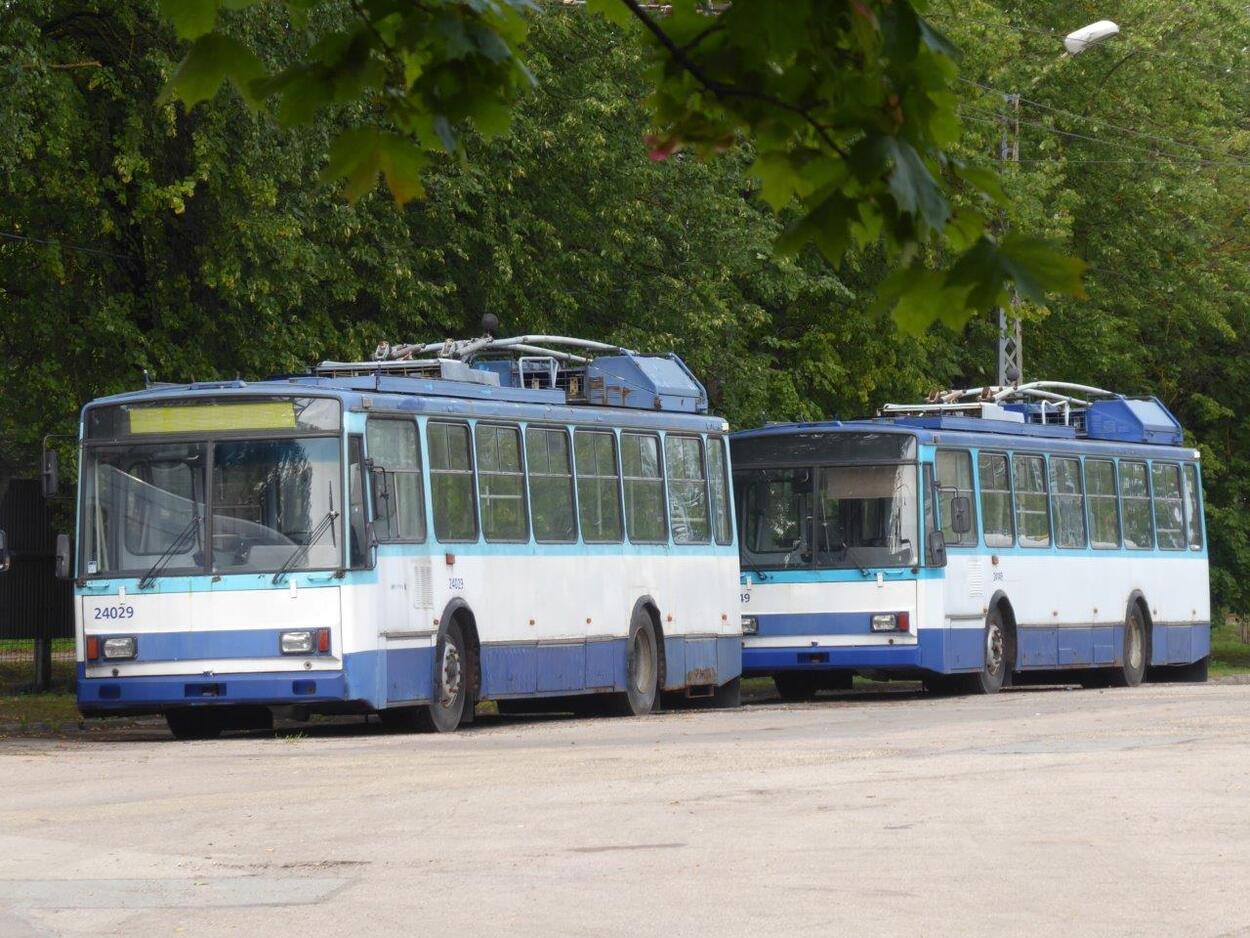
81;437;342;577
736;464;918;571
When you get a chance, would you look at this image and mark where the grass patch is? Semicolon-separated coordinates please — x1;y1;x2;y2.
0;693;82;734
1211;620;1250;676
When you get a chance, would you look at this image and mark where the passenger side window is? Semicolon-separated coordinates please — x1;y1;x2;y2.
621;432;666;543
366;418;426;542
1012;454;1051;548
1183;464;1204;550
1085;459;1121;549
476;424;528;542
574;430;622;542
1050;457;1086;549
665;434;710;544
936;450;977;546
978;452;1014;548
1119;460;1153;550
1151;462;1185;551
427;422;477;542
708;437;734;546
525;427;576;543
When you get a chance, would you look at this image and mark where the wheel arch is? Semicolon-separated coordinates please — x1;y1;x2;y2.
631;594;666;692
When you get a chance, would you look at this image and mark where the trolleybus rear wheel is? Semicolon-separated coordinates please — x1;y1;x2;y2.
1110;604;1148;688
609;609;659;716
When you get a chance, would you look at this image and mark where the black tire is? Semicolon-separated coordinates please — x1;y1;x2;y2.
380;622;471;733
773;671;822;702
710;676;741;709
1110;603;1148;688
165;709;222;740
963;606;1010;695
607;609;660;717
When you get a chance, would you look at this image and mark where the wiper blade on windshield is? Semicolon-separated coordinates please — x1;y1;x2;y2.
839;542;873;578
137;515;201;590
272;509;339;585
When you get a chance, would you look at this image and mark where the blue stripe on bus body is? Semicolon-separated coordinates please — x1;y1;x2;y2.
753;612;899;637
92;628;320;662
741;568;938;585
79;635;742;712
742;622;1210;676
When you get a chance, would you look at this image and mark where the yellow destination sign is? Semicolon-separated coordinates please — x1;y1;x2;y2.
129;401;298;434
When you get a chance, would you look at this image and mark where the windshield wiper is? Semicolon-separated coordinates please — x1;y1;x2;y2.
741;563;770;583
272;509;339;585
839;541;873;578
137;515;201;590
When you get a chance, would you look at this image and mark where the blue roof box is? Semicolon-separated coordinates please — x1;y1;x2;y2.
584;354;708;414
1085;398;1183;446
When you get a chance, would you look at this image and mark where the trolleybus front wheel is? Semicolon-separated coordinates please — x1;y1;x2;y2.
964;607;1010;695
381;620;470;733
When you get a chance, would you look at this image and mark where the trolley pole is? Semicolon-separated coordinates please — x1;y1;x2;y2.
996;92;1023;388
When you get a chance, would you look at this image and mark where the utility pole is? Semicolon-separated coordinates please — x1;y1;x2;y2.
996;92;1022;388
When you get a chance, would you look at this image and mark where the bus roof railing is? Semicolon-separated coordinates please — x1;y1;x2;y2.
878;382;1184;446
314;328;709;415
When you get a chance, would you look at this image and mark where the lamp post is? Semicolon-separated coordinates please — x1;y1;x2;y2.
996;19;1120;388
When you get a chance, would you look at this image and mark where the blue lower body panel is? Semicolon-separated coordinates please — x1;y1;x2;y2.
78;664;349;714
743;623;1210;677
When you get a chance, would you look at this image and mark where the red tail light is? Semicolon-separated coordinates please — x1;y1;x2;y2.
317;628;330;654
897;612;911;632
86;636;100;660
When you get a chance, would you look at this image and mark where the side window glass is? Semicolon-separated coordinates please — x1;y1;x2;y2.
366;419;425;542
1151;463;1185;551
708;437;734;545
476;424;528;542
978;452;1014;548
665;434;710;544
525;427;576;543
1120;460;1153;550
574;430;622;542
1085;459;1121;549
1050;457;1086;549
936;450;977;546
428;422;478;542
1012;454;1051;548
621;432;666;543
1183;464;1204;550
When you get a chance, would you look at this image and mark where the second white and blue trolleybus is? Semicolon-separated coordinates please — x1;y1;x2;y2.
66;330;742;737
732;383;1210;698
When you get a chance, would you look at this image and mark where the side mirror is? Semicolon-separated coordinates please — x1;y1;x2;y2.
369;465;390;518
42;448;59;499
927;529;947;567
0;530;10;573
55;533;72;580
950;496;972;535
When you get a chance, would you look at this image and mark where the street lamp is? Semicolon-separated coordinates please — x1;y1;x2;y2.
996;19;1121;388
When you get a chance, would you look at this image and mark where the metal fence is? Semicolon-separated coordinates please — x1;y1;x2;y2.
0;479;74;690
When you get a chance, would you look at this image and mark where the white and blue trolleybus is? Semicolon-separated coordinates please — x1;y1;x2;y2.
68;330;742;736
732;383;1210;697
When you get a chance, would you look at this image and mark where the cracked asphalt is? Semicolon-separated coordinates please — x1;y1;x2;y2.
2;682;1248;937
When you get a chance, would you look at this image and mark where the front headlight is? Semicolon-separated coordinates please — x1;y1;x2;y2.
280;630;314;654
102;636;137;660
741;615;758;635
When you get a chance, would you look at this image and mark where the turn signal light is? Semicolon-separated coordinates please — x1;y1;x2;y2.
317;628;330;654
86;636;100;661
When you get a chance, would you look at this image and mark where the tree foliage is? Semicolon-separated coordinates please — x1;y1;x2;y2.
156;0;1085;333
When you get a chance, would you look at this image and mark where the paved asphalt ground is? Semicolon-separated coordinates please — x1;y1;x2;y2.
2;682;1249;937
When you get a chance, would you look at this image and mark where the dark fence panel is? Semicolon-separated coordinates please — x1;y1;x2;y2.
0;479;73;640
